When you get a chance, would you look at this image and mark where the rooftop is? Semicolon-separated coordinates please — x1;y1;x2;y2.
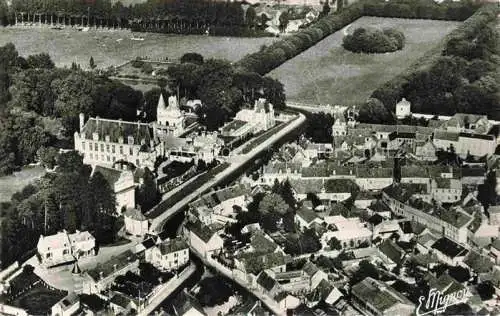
250;231;278;254
379;240;405;266
296;206;320;224
159;237;188;255
431;237;468;258
351;277;414;312
185;220;217;243
81;116;154;146
124;207;147;221
87;250;138;281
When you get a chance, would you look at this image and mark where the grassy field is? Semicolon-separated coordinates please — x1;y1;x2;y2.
0;166;45;202
0;26;277;68
269;16;461;106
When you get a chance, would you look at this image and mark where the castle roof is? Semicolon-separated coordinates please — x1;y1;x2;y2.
81;117;154;146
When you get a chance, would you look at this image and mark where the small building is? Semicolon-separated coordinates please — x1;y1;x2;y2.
37;230;96;267
351;277;415;316
146;237;189;271
172;289;206;316
184;221;224;258
295;207;323;231
109;292;139;315
395;98;411;119
124;207;149;236
51;292;80;316
378;240;406;270
274;292;300;310
256;271;282;297
431;237;468;266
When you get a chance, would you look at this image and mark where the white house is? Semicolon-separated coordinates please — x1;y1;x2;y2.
234;98;276;133
51;292;80;316
184;221;224;258
322;215;372;249
124;207;149;236
146;237;189;271
156;94;188;137
37;230;96;267
295;207;323;231
92;165;136;215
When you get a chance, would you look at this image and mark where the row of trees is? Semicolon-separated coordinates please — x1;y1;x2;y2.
371;4;499;119
343;27;405;54
1;151;118;268
363;0;480;21
2;0;270;36
236;0;479;75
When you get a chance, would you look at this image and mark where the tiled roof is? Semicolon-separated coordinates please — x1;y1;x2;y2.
382;183;428;203
82;117;153;145
93;165;123;185
250;231;278;254
355;167;393;178
296;207;319;224
185;220;216;243
109;293;133;309
302;261;320;277
433;130;459;142
256;271;278;292
87;250;138;281
379;240;405;265
431;238;468;258
464;251;494;274
324;179;357;193
159;237;188;255
351;277;413;313
288;178;323;194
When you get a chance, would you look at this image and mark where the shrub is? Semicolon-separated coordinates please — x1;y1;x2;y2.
343;27;405;53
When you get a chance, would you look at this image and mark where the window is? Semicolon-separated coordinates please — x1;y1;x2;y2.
100;144;104;152
106;145;110;153
82;142;86;150
120;146;123;154
112;145;115;154
46;253;51;258
89;143;92;151
107;156;110;162
129;147;133;156
94;143;98;151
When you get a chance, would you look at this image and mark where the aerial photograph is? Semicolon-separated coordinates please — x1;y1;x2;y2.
0;0;498;315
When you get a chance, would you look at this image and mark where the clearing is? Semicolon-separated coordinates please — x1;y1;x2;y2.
269;16;461;106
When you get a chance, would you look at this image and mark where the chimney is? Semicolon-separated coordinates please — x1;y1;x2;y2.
79;113;85;133
99;271;104;279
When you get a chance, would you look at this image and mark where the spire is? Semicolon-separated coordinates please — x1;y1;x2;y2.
157;93;166;109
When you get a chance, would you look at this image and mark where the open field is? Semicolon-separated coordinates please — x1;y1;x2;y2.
0;166;45;202
269;16;461;106
0;27;277;68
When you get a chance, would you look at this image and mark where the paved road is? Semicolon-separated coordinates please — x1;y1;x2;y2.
149;112;306;232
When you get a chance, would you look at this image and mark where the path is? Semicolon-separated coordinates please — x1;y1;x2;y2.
149;112;306;232
137;262;196;316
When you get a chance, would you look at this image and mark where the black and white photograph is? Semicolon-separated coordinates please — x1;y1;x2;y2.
0;0;499;315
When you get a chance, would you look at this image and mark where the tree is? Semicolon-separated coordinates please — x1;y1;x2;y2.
36;146;58;169
136;167;160;212
89;56;96;70
320;0;331;18
351;260;379;285
26;53;55;69
328;237;342;250
142;88;162;122
305;112;334;143
359;98;395;124
180;53;204;65
278;11;290;33
258;193;289;215
476;281;495;300
245;6;257;28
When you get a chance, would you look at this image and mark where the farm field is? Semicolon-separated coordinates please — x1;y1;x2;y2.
269;16;461;106
0;26;277;68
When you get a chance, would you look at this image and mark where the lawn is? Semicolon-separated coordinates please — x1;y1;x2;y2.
269;17;461;106
0;27;277;68
0;165;45;202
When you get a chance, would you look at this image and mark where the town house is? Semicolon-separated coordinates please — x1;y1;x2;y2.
184;221;224;259
37;230;96;267
146;237;189;271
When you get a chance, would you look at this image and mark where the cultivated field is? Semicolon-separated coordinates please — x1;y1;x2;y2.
269;16;461;106
0;27;277;68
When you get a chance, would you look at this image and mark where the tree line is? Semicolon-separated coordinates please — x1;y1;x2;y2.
343;27;405;54
371;4;499;120
236;0;479;75
0;0;271;36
